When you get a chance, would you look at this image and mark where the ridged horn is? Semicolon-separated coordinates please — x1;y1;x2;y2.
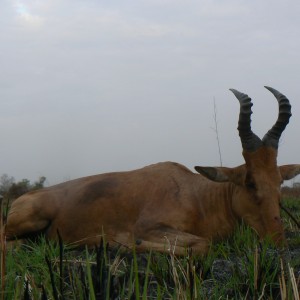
230;89;262;152
262;86;292;149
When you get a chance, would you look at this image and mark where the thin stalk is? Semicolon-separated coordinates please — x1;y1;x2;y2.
211;97;223;166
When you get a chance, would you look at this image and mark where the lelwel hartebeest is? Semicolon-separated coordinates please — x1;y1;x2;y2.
3;87;300;254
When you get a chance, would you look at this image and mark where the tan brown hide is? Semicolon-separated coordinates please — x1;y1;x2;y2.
5;162;228;254
3;87;300;255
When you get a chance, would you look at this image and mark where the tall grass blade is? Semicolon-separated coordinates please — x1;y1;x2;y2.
0;198;6;300
132;246;140;300
85;247;96;300
142;251;152;299
288;263;299;300
45;255;59;300
41;285;48;300
279;259;287;299
57;230;65;299
23;280;30;300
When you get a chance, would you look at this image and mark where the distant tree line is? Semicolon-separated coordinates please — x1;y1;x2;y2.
0;174;46;200
281;185;300;199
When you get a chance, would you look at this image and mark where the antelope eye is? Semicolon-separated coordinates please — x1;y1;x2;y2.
246;181;256;190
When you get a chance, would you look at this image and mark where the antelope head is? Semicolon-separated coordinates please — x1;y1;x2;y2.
230;86;293;244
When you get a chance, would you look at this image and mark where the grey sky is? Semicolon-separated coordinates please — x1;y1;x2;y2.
1;0;300;185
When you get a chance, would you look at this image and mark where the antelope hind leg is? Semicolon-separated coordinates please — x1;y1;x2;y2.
5;201;50;241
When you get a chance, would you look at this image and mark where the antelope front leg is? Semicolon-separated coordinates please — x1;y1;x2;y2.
133;228;210;255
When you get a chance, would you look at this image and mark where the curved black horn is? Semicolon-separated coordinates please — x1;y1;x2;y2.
230;89;262;152
262;86;292;149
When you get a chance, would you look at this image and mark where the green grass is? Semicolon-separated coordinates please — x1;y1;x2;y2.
1;197;299;299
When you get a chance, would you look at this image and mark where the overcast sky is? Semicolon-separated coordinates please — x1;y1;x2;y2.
1;0;300;186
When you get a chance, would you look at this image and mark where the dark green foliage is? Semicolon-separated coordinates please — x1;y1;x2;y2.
0;174;46;200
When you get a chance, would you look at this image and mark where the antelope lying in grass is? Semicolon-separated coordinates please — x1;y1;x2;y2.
3;87;300;255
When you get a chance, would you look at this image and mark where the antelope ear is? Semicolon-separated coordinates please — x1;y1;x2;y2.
279;164;300;180
194;166;246;185
194;166;229;182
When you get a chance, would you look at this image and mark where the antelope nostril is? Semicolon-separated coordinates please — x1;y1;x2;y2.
274;216;282;223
